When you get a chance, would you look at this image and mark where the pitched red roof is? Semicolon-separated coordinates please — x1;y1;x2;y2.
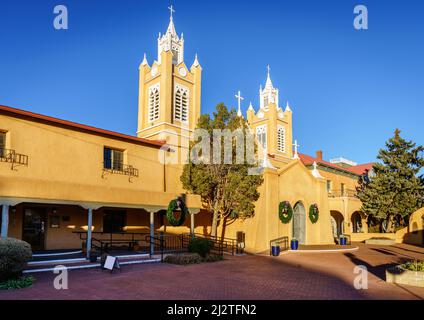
346;163;374;175
298;153;374;176
0;104;166;148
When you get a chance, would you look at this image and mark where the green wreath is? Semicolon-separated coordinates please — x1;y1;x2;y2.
279;201;293;224
166;198;188;226
309;204;319;224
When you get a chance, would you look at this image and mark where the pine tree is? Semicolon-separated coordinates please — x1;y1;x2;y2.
180;103;263;238
356;129;424;232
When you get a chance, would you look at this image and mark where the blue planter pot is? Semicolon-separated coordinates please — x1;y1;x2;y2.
291;240;299;250
340;237;347;246
271;246;281;256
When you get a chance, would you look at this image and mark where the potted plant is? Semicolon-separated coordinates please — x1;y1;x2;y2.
339;235;347;246
291;238;299;250
270;242;281;256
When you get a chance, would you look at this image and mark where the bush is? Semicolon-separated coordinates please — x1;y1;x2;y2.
0;276;34;290
402;260;424;272
164;253;202;265
188;237;212;258
0;238;32;282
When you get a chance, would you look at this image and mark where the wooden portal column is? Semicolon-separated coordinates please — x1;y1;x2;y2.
150;211;155;256
1;205;9;238
86;208;93;259
190;212;195;236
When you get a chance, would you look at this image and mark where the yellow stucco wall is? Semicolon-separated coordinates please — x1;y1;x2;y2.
220;160;334;253
0;112;200;208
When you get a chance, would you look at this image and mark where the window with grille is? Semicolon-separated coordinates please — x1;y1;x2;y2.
148;84;160;122
174;84;189;123
104;147;124;172
256;125;267;150
277;126;285;153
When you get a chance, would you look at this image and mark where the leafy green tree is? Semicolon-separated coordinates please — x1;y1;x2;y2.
180;103;263;237
356;129;424;232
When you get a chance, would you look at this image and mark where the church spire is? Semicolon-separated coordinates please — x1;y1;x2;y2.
265;64;273;89
158;5;184;65
259;65;279;110
166;5;177;38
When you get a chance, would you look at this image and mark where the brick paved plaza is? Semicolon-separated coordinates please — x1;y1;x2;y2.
1;243;424;300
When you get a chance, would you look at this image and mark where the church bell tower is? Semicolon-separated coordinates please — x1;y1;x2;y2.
247;66;294;164
137;6;202;145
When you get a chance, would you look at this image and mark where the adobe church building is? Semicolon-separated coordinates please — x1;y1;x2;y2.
1;11;422;255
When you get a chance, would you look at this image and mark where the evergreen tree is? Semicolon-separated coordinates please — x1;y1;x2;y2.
356;129;424;232
180;103;263;237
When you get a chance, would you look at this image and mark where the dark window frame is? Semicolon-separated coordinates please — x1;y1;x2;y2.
103;147;124;171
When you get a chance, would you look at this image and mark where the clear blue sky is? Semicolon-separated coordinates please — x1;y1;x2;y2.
1;0;423;164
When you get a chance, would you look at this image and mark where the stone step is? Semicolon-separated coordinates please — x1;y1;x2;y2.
28;253;151;267
24;256;161;273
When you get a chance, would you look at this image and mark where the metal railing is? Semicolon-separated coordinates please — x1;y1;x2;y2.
0;148;29;168
187;233;240;255
328;189;357;198
74;231;150;256
102;161;139;178
269;236;289;255
148;234;190;261
75;231;236;261
147;233;235;261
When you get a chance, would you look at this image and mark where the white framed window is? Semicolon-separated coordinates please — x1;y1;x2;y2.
148;84;160;122
277;125;285;153
103;147;124;172
256;125;267;150
174;84;189;123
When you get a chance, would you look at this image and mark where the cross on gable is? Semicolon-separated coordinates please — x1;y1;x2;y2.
293;140;300;159
235;90;244;104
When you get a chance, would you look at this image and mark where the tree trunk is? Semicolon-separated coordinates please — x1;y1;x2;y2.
220;215;228;240
211;209;219;237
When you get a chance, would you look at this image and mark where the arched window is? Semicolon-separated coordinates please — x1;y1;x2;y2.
174;84;189;123
172;47;179;65
277;125;285;153
256;125;267;150
148;84;160;122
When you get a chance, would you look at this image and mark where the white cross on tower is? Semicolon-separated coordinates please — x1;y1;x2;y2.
235;90;244;117
293;139;300;159
168;5;175;18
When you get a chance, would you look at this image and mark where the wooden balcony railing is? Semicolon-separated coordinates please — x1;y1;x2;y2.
0;148;29;169
328;189;357;198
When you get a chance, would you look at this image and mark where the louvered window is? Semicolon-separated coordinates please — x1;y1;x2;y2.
277;126;285;153
256;125;267;150
148;84;160;122
174;84;189;123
